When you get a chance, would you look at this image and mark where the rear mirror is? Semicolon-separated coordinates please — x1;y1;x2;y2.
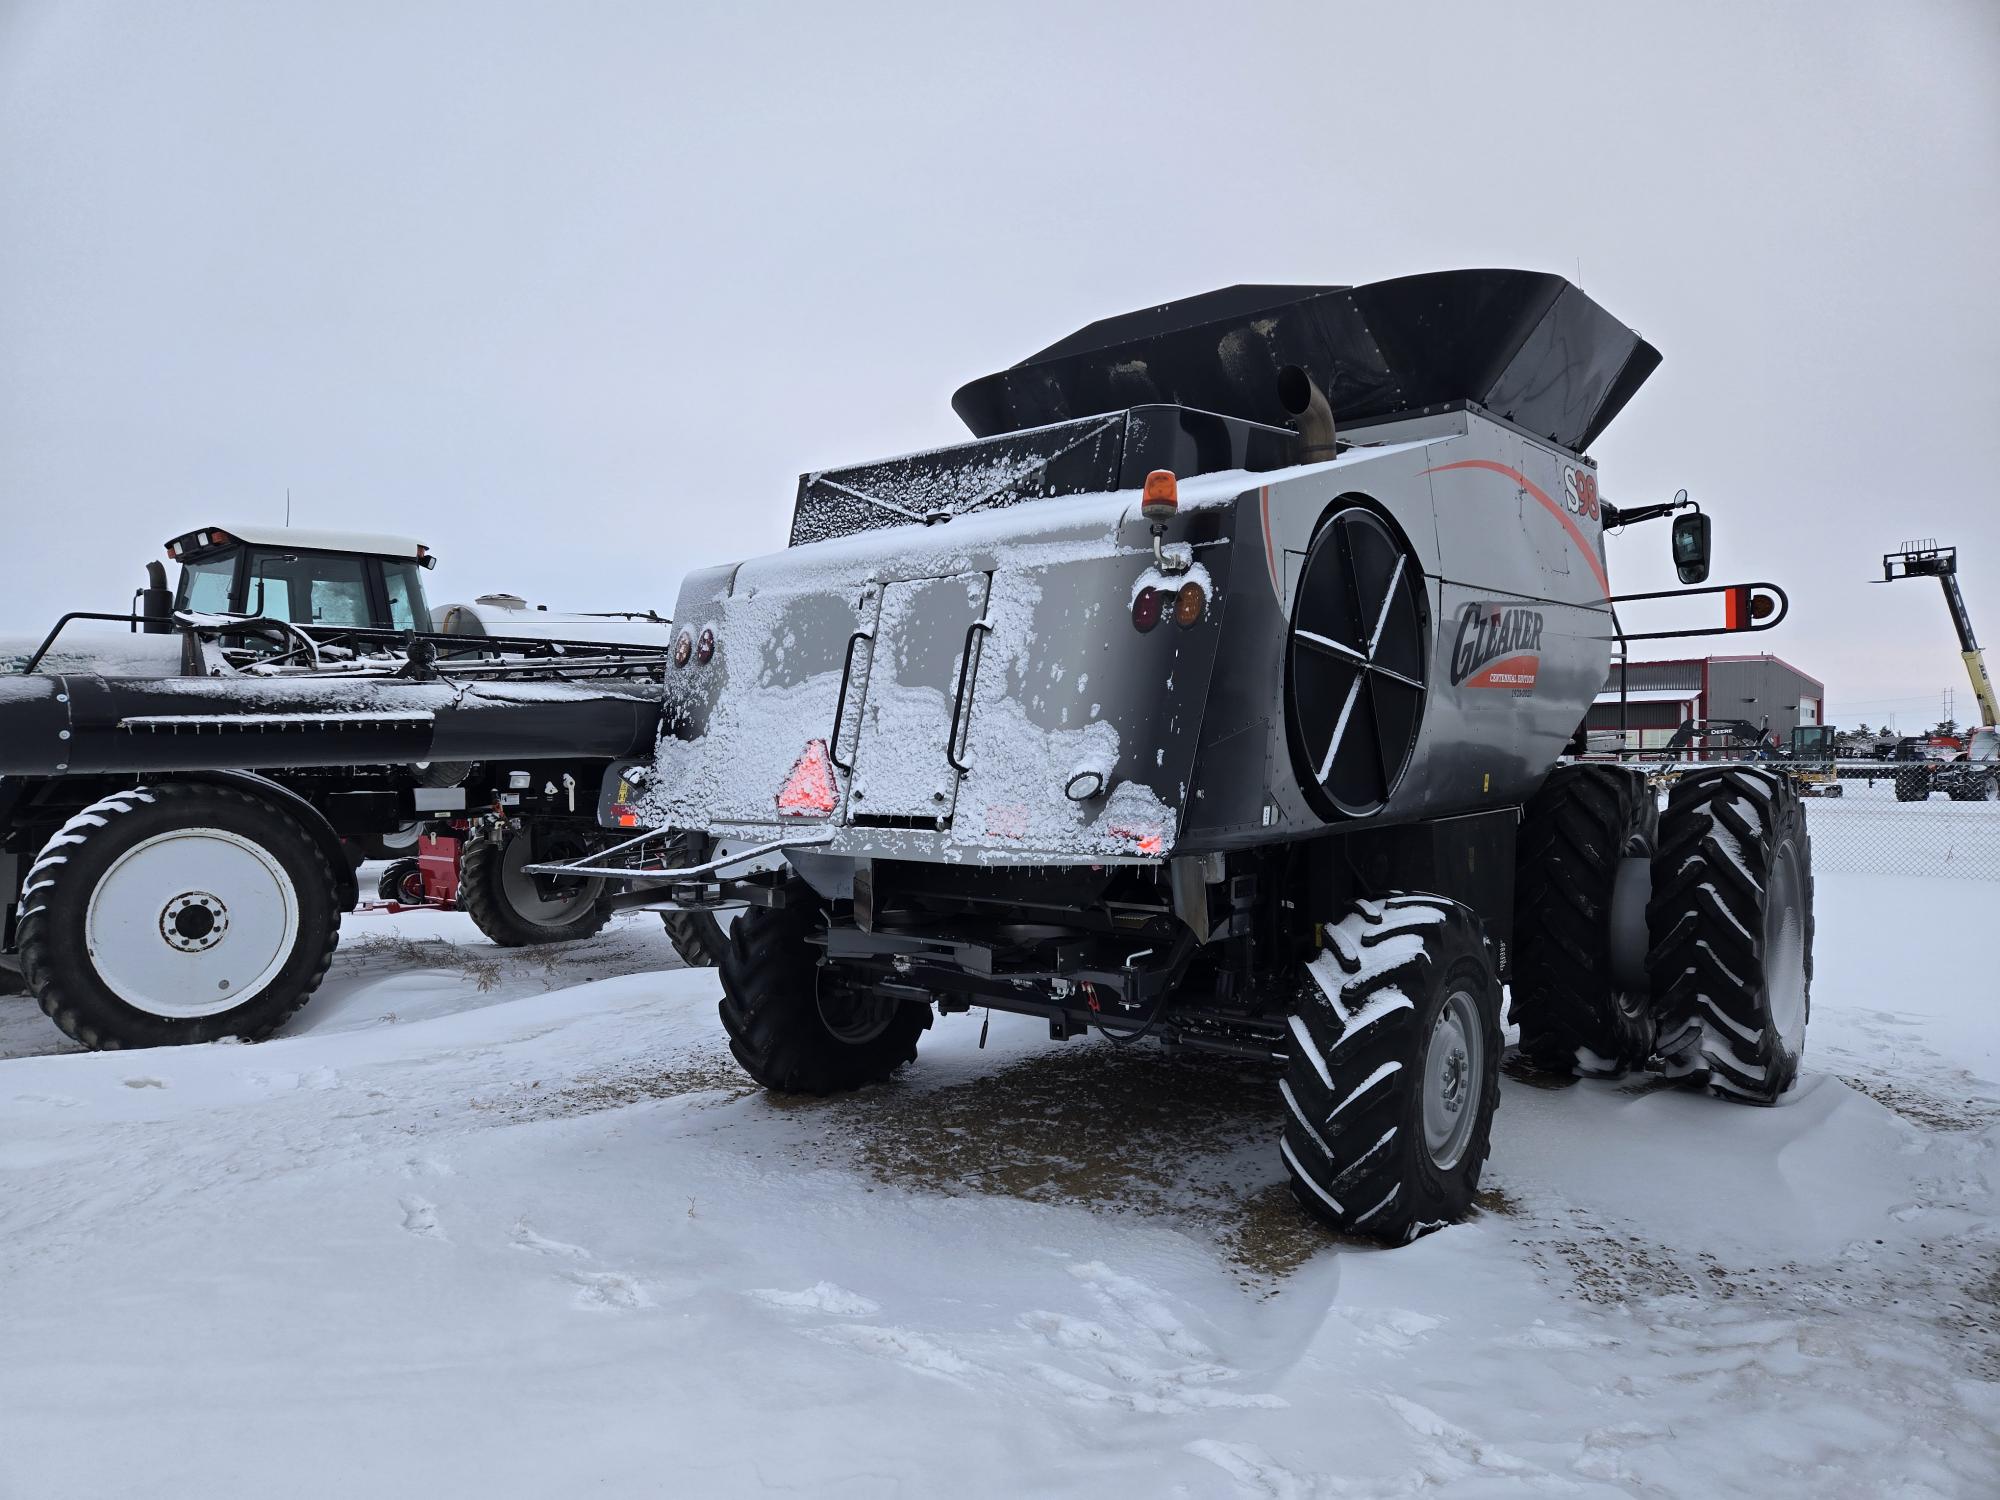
1671;504;1710;585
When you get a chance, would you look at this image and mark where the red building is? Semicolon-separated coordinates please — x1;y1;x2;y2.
1587;654;1826;751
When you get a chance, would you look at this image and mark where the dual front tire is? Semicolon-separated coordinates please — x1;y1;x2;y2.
1509;762;1814;1104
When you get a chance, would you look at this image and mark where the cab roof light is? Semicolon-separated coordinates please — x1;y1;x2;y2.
1141;470;1178;522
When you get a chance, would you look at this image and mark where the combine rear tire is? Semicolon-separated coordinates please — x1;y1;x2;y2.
718;887;928;1094
1280;895;1501;1243
1510;764;1657;1077
461;829;609;947
1647;767;1813;1103
1893;768;1930;802
17;783;340;1049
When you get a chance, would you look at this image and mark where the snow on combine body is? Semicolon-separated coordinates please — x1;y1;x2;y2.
572;268;1814;1243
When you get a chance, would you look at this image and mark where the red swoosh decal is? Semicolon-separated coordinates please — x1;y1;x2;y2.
1420;459;1609;597
1259;485;1280;598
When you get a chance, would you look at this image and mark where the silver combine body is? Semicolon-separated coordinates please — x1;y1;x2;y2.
645;409;1609;864
637;270;1656;875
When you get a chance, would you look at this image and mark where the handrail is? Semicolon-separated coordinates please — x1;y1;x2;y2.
945;619;994;773
828;630;874;772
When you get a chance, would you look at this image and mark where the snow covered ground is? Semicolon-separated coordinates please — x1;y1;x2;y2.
2;870;1995;1497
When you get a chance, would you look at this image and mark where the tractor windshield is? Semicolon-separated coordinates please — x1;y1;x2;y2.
244;549;372;626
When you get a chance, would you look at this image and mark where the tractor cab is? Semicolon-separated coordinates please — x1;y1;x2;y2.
164;525;437;632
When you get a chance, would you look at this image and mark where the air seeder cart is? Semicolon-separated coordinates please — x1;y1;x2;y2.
537;270;1814;1243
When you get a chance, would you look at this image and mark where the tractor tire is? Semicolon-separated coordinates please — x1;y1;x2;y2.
661;910;729;969
1280;895;1502;1243
16;783;340;1049
1893;768;1930;802
460;830;610;947
1647;766;1814;1103
377;857;425;905
1510;764;1657;1077
654;833;728;968
718;886;928;1094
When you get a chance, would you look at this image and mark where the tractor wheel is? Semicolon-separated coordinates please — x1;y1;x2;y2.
718;885;928;1094
661;910;729;968
377;857;426;905
460;828;609;947
1893;769;1929;802
1647;767;1814;1103
1280;895;1502;1243
654;833;729;968
1510;764;1657;1077
16;783;340;1049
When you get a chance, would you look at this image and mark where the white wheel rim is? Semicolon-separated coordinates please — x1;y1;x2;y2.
1764;839;1808;1055
1422;988;1483;1170
85;827;301;1018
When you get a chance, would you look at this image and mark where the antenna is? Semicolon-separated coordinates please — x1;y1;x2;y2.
286;487;292;527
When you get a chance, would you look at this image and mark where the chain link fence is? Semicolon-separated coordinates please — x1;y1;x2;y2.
1796;768;2000;881
1636;762;2000;881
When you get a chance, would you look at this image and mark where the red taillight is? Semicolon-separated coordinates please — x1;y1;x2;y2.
695;628;715;664
777;739;838;817
1725;586;1749;631
673;631;693;667
610;802;639;828
1142;470;1178;522
1132;587;1161;632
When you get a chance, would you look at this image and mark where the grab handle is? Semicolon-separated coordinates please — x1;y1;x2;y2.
828;630;874;771
945;620;993;774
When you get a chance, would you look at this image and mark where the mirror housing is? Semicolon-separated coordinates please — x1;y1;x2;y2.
1671;506;1710;585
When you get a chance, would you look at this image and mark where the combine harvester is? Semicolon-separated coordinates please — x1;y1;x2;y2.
0;524;720;1050
535;268;1815;1243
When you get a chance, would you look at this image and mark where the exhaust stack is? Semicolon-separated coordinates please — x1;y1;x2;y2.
1277;365;1337;464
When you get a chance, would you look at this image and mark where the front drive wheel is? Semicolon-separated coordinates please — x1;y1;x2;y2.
460;827;609;947
1510;763;1657;1077
1281;895;1502;1244
718;886;928;1094
17;783;340;1049
1647;766;1814;1103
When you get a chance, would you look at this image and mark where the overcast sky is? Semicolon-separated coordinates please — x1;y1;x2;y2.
4;1;1996;729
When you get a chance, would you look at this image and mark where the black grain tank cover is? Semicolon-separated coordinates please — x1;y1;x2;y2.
951;269;1661;455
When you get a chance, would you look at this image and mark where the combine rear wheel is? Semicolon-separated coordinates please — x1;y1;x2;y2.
1280;895;1501;1243
718;886;928;1094
17;783;340;1048
1510;764;1657;1077
461;827;609;947
1647;767;1814;1103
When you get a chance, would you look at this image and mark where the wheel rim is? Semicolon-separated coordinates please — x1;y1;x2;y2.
1422;988;1483;1170
1763;838;1808;1055
499;834;602;925
85;827;300;1018
817;971;898;1045
1285;507;1428;818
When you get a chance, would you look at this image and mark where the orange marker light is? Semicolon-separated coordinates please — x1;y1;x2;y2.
1173;581;1206;627
1142;470;1179;522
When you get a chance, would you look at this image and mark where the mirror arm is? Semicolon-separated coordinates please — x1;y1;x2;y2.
1601;495;1699;530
